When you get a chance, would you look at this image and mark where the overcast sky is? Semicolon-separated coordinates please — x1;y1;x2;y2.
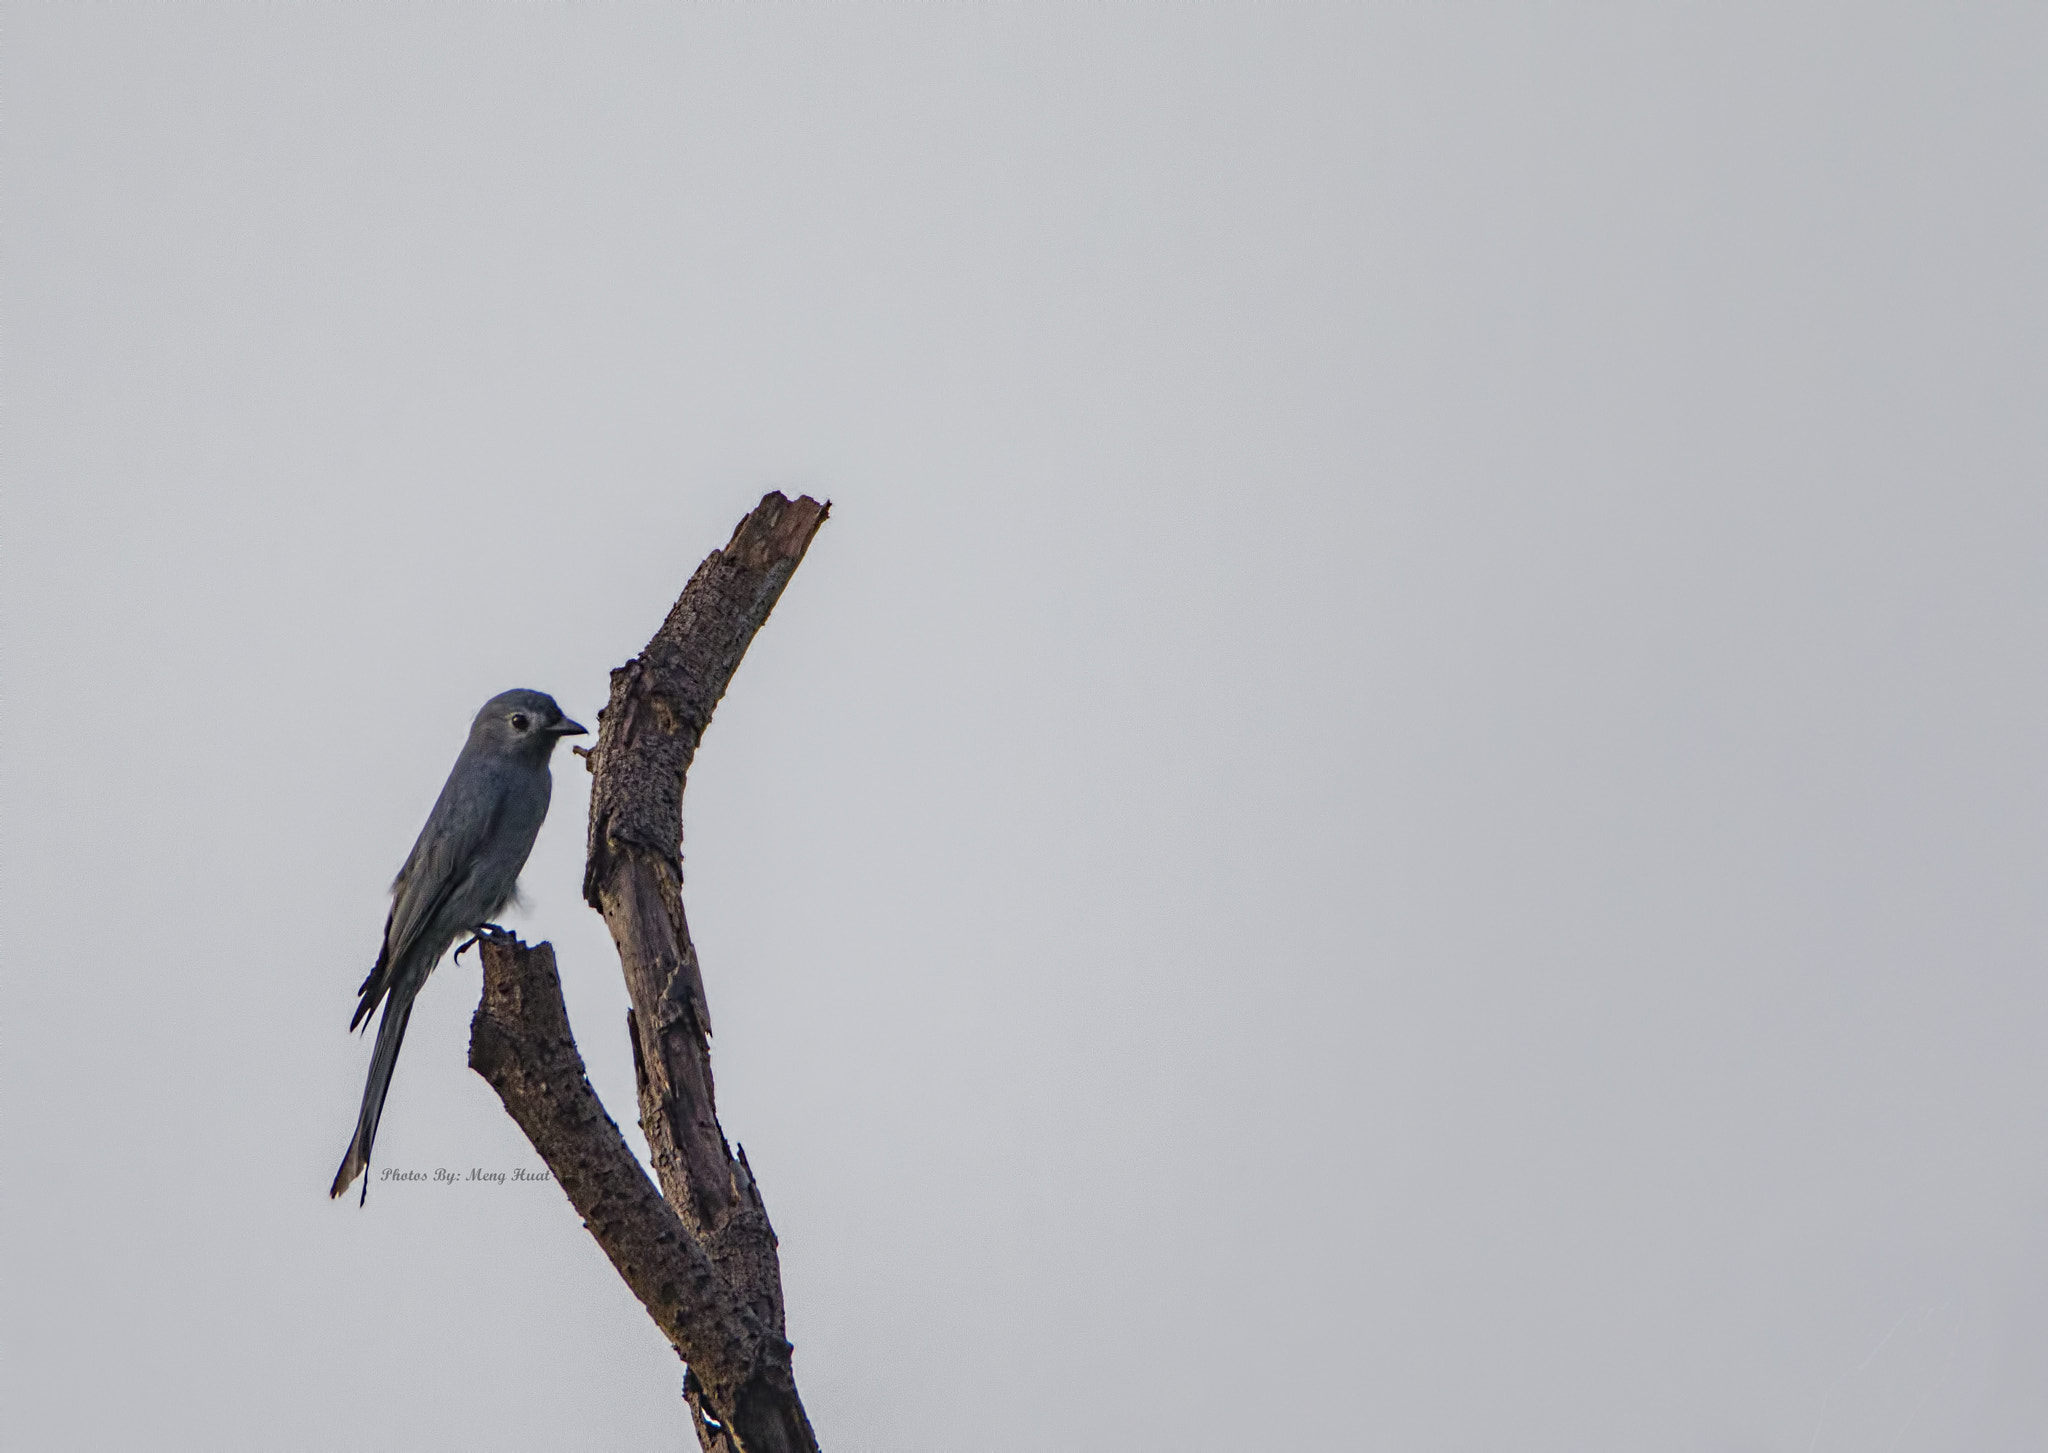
6;5;2047;1450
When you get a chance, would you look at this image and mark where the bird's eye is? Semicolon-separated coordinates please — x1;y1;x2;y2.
511;713;530;731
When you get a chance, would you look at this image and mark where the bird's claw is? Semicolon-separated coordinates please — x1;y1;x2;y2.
454;923;514;962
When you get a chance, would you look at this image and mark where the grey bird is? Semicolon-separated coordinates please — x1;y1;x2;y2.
331;688;586;1203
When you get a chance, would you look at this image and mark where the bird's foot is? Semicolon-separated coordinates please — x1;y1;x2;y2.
454;923;515;962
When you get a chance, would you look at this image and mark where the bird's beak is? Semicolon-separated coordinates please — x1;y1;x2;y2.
553;718;589;737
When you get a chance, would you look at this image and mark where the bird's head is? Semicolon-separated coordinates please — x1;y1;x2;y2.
471;688;587;760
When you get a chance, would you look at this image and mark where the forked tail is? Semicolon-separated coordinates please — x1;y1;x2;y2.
330;989;417;1204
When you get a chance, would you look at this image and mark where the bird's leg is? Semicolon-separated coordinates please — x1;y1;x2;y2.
454;923;514;962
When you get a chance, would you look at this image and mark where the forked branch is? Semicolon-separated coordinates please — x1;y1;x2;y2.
469;493;829;1452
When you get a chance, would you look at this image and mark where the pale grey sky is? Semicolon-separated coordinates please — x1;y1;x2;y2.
5;5;2047;1450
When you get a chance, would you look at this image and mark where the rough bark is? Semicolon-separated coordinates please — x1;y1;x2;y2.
468;935;767;1380
468;492;828;1453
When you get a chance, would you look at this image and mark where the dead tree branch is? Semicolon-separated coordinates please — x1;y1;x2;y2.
468;492;829;1452
468;937;765;1385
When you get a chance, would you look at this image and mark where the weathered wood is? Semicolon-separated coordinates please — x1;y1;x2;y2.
468;935;763;1377
583;495;828;1323
470;492;828;1451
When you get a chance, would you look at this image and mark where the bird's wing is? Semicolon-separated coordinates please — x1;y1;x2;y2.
350;751;508;1029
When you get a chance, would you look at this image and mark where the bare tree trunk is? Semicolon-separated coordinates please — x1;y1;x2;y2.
468;492;829;1452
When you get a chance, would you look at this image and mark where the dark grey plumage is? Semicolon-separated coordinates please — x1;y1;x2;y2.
331;688;586;1203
